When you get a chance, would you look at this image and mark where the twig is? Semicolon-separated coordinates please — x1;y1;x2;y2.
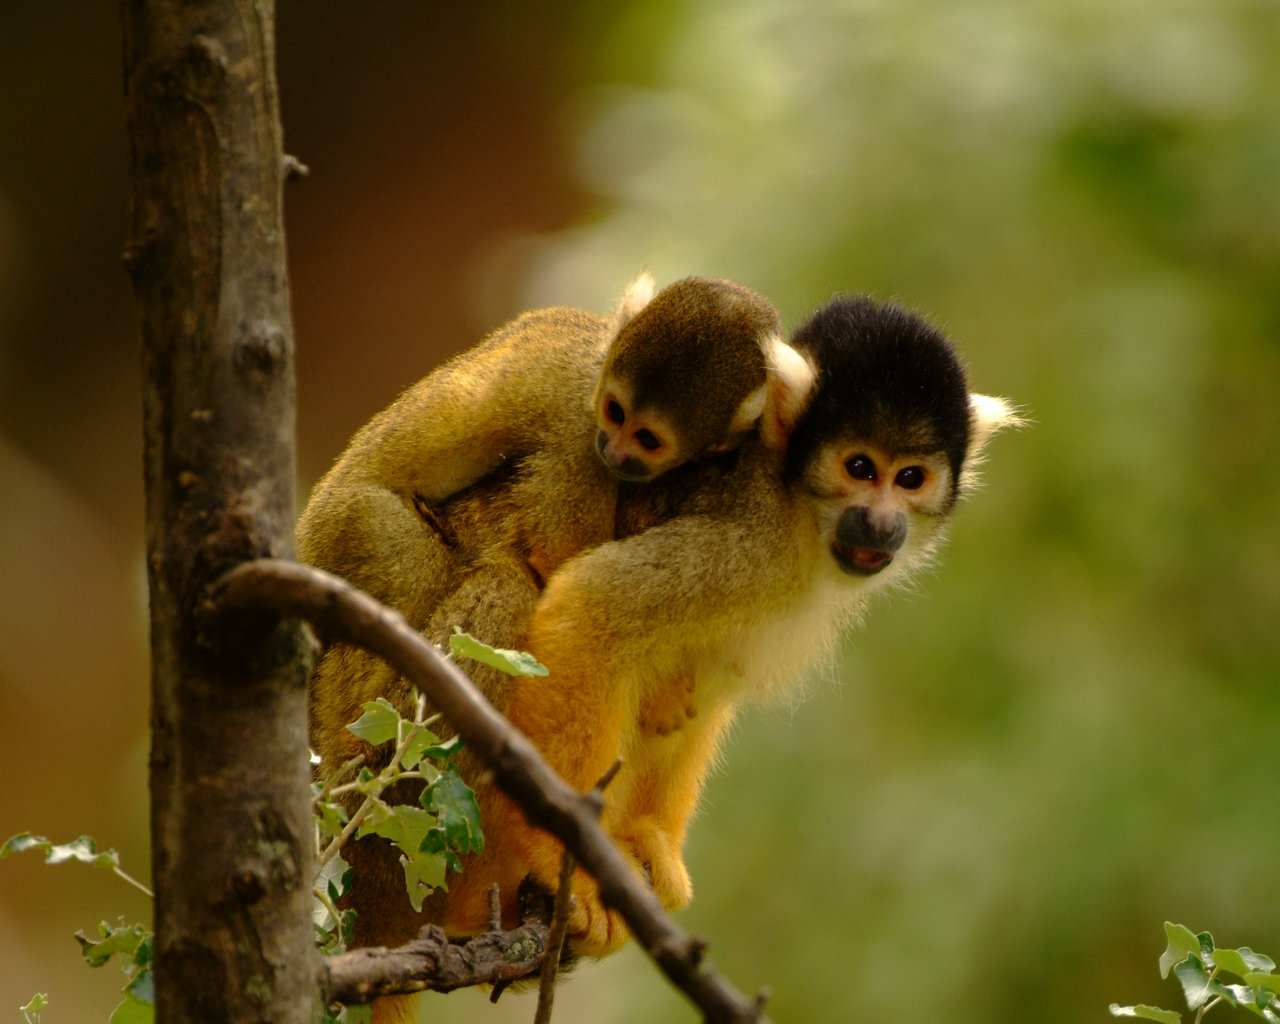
488;883;502;932
325;920;546;1004
534;849;577;1024
113;864;155;900
211;558;773;1024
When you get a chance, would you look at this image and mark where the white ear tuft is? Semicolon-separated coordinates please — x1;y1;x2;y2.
762;333;815;395
612;271;656;334
760;333;817;452
729;383;768;435
968;393;1026;456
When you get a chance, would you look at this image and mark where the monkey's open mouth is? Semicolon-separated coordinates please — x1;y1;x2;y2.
832;543;894;576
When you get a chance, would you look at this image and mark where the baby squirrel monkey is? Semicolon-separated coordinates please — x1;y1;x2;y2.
298;274;788;952
458;296;1021;957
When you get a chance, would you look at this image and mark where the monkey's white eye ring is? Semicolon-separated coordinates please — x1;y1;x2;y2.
895;466;925;490
845;455;876;481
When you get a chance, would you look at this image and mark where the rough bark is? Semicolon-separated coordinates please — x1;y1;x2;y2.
122;1;320;1020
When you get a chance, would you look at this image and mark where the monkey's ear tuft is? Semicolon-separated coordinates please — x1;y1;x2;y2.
760;333;817;453
958;394;1027;500
968;393;1026;457
612;271;657;333
728;383;769;437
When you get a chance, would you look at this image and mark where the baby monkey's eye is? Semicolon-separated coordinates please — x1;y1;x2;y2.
895;466;925;490
635;428;662;452
605;398;626;425
845;455;876;481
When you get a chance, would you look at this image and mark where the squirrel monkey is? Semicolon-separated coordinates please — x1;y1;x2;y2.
446;296;1021;957
298;275;787;953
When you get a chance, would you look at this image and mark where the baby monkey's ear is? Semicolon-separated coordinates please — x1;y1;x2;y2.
610;271;657;337
759;333;817;454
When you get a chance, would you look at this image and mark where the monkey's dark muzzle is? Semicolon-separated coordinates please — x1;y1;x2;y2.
831;505;905;576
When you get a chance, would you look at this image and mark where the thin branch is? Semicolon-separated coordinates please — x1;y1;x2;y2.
534;849;577;1024
113;864;155;900
533;758;621;1021
325;919;546;1004
211;558;773;1024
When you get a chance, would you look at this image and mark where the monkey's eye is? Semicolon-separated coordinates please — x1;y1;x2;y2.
635;428;662;452
895;466;925;490
845;455;876;481
605;398;626;426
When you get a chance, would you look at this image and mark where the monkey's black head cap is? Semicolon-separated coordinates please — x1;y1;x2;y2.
784;297;972;493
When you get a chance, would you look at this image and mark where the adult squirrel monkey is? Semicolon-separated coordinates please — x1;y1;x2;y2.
451;296;1021;957
298;275;789;954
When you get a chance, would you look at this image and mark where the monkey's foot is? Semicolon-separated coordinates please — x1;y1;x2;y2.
617;820;692;913
560;865;632;959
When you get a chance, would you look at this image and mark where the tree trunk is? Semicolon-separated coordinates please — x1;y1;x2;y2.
121;1;319;1020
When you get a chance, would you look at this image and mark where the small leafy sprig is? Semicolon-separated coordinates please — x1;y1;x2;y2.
0;835;152;899
1111;923;1280;1023
75;922;154;1024
310;631;546;957
19;994;47;1024
2;835;154;1024
310;693;484;951
313;632;547;1023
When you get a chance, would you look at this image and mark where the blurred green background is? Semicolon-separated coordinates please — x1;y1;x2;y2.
2;2;1277;1022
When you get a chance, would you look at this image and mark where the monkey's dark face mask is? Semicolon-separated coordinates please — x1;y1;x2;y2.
830;504;907;576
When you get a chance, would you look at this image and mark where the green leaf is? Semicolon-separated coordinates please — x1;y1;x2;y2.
358;804;437;858
77;921;146;969
428;734;465;758
20;994;48;1024
108;991;154;1024
449;630;548;677
346;698;402;745
3;833;44;856
130;933;153;979
400;850;447;912
410;734;466;768
1161;923;1205;979
399;723;443;771
1219;983;1253;1009
1247;974;1280;995
314;797;349;841
1215;947;1253;977
2;833;122;871
315;852;350;908
421;767;484;856
1240;950;1279;974
1174;956;1217;1010
1109;1004;1182;1024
